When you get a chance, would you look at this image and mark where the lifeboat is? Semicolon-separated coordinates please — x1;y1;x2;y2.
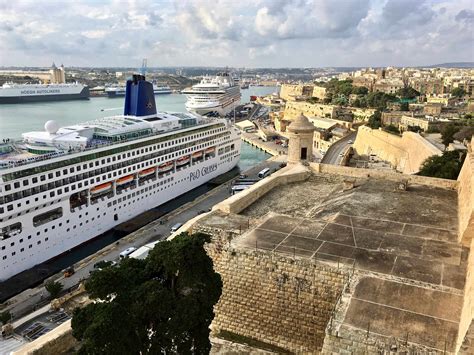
116;174;134;186
176;156;190;166
192;151;203;159
139;167;156;177
158;161;173;173
205;147;215;154
90;182;112;195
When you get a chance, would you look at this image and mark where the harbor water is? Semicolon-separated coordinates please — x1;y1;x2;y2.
0;87;277;299
0;86;277;171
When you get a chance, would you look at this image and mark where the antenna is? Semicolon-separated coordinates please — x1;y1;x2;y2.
140;58;147;76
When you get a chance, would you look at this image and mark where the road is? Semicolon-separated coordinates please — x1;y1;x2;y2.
321;131;357;165
3;157;285;321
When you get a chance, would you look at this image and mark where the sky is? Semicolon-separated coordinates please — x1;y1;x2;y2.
0;0;473;68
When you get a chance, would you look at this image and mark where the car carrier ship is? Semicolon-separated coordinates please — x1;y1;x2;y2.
0;74;241;281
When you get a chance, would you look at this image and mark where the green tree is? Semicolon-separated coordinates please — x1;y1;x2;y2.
72;232;222;355
0;311;12;325
451;87;465;98
352;86;368;95
418;150;466;180
396;87;420;99
366;92;397;110
384;125;400;134
45;280;63;299
368;110;382;129
400;102;409;111
441;124;461;146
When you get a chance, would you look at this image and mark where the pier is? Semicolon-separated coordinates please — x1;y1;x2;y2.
240;131;287;157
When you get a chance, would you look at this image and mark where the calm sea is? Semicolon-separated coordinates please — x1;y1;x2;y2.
0;86;278;169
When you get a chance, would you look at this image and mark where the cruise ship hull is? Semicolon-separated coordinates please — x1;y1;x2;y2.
186;99;240;116
0;87;90;104
0;144;240;281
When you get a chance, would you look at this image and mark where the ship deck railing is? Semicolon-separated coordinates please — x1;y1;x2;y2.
0;118;218;170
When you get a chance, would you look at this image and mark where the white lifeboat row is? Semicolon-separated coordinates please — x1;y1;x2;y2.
90;147;216;195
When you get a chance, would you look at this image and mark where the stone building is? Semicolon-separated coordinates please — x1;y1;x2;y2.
399;114;446;132
284;100;338;120
279;84;313;101
373;79;404;94
312;85;327;100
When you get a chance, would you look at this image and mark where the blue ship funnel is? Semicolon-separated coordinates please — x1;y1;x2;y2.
123;74;157;116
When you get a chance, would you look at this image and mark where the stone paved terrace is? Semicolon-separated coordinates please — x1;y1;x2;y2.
220;173;468;352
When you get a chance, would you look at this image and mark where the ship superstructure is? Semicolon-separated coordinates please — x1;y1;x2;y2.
0;75;241;281
182;72;241;116
106;84;172;97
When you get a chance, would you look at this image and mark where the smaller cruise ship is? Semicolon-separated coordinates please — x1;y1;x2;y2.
106;84;172;97
182;72;241;116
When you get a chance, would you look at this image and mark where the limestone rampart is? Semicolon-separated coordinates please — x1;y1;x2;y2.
456;138;474;351
213;164;310;215
353;126;442;174
203;239;348;352
310;163;458;190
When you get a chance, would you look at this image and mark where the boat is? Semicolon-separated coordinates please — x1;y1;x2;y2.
192;151;203;159
106;84;172;98
90;182;112;195
116;175;134;186
139;167;156;177
158;162;173;173
176;156;190;166
0;74;241;281
182;72;241;116
0;64;89;104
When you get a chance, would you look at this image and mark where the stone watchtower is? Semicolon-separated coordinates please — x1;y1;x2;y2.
287;113;315;164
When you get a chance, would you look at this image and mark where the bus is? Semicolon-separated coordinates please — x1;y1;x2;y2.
258;168;271;179
231;185;251;195
119;247;137;259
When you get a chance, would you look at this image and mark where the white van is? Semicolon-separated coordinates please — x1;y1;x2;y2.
170;223;183;233
258;168;270;179
119;247;137;259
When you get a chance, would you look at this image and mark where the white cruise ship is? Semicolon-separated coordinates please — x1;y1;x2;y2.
0;75;241;281
182;72;241;116
106;84;172;97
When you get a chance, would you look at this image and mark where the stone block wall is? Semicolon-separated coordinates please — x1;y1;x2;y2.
322;325;446;355
352;126;442;174
456;139;474;351
213;164;310;215
207;245;348;352
310;163;458;190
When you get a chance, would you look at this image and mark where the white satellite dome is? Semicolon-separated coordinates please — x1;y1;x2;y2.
44;120;59;134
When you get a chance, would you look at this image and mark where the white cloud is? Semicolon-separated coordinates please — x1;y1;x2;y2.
0;0;472;67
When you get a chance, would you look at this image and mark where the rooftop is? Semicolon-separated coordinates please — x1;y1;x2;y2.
197;169;469;352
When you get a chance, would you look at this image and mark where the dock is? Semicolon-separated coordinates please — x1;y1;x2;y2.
240;132;287;156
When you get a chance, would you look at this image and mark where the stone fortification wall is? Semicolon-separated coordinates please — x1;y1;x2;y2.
310;163;458;190
457;139;474;245
353;126;442;174
456;138;474;352
322;325;447;354
206;244;348;352
213;164;310;215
